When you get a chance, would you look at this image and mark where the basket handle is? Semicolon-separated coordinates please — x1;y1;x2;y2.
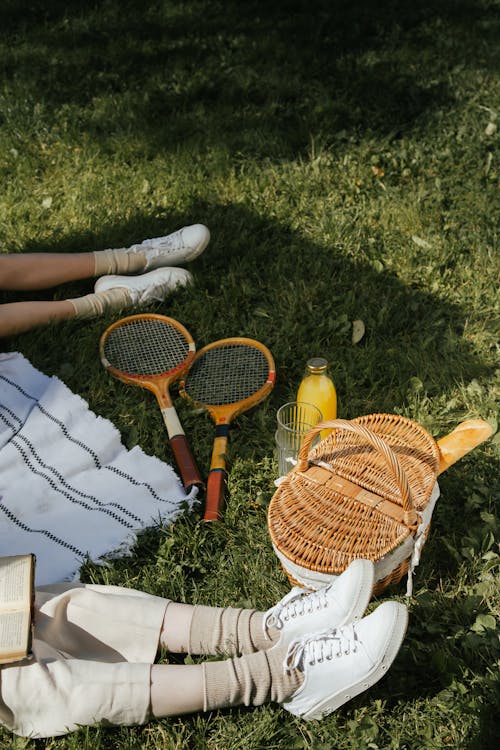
295;419;418;527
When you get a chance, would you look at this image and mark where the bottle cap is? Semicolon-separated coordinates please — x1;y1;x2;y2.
306;357;328;373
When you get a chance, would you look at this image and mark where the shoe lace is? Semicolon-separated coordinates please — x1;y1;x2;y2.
161;230;183;250
151;229;184;252
263;586;331;637
133;229;184;255
284;623;359;672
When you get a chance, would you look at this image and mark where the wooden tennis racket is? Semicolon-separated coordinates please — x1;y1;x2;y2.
180;337;276;521
99;313;203;494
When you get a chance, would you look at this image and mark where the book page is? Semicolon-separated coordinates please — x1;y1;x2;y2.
0;555;32;611
0;610;30;656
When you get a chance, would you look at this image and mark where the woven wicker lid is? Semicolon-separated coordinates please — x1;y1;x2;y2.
268;413;440;575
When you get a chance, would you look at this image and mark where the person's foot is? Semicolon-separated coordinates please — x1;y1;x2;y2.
126;224;210;269
264;559;374;648
94;267;193;305
281;600;408;720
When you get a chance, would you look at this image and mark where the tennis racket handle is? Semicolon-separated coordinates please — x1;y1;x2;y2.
170;435;204;493
204;469;226;522
203;428;228;521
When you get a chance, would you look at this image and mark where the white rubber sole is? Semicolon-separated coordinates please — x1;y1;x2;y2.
303;604;409;720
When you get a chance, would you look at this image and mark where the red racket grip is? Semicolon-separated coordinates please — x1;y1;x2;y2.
203;425;229;522
204;469;226;522
170;435;204;493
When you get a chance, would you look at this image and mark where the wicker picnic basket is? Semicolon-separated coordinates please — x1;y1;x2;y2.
268;413;441;596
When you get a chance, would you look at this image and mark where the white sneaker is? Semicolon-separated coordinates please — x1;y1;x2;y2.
94;267;193;305
127;224;210;269
264;559;374;648
282;601;408;720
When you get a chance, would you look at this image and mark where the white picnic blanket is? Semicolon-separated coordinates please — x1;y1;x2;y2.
0;352;198;585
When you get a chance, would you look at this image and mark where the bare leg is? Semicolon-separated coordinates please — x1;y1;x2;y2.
159;602;195;653
0;300;76;337
0;224;210;291
150;664;205;717
0;253;95;290
0;270;190;337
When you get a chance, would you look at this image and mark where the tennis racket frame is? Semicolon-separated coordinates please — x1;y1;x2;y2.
180;337;276;521
99;313;203;494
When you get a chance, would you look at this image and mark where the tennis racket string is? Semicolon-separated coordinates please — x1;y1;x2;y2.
102;318;190;375
183;344;270;405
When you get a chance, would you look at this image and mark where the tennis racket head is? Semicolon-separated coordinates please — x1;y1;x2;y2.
179;337;276;423
99;313;196;406
100;313;203;493
180;337;275;521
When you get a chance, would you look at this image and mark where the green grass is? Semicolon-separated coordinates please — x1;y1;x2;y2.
1;0;499;748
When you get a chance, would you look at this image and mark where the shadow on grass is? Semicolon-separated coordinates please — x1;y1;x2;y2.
1;4;497;746
4;198;495;425
0;0;498;158
6;198;496;736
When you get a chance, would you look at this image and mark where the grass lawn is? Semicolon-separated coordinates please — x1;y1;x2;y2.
0;0;498;748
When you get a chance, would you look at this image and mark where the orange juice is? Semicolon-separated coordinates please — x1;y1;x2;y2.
297;358;337;440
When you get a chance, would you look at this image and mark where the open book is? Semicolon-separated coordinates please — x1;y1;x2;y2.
0;554;35;664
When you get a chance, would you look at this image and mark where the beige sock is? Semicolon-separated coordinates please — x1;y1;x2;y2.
93;248;146;277
188;604;279;656
67;288;132;319
203;645;304;711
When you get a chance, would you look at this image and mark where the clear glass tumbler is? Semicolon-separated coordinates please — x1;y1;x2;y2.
275;401;322;477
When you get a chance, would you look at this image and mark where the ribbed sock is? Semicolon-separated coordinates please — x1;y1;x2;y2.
93;248;146;277
67;288;132;319
203;646;303;710
188;604;279;657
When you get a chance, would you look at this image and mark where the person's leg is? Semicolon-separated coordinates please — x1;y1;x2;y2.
34;561;374;670
34;583;170;664
94;224;210;276
34;561;375;667
0;655;154;738
0;300;76;337
0;267;193;337
4;583;169;738
0;225;210;291
2;583;271;737
0;647;297;736
161;558;375;657
160;601;272;656
0;601;407;736
0;253;96;290
151;601;408;720
150;646;300;718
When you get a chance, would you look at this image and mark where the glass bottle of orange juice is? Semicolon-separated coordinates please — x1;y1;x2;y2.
297;358;337;440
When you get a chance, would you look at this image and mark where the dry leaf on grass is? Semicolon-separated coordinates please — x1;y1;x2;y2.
351;319;365;344
411;235;432;249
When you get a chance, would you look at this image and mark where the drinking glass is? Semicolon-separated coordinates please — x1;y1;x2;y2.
275;401;322;477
